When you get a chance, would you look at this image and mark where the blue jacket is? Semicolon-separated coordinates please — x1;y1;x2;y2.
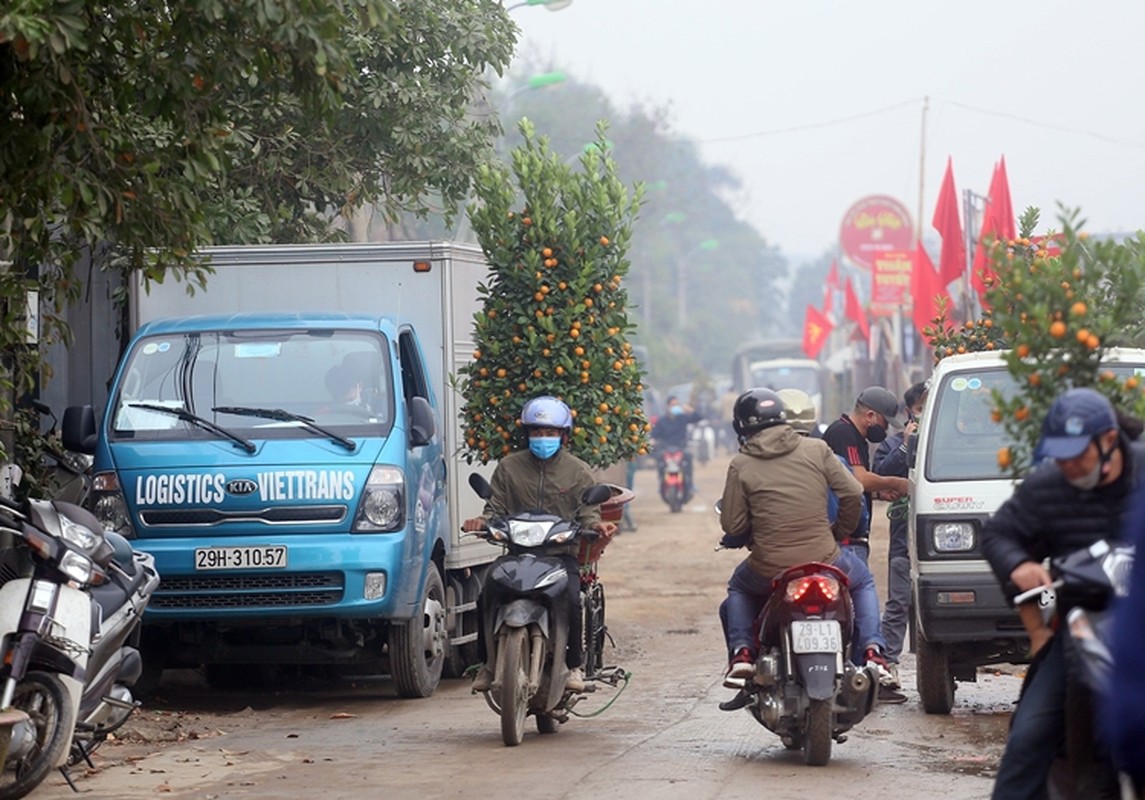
1106;479;1145;784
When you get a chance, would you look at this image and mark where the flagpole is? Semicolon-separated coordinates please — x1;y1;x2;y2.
916;97;928;245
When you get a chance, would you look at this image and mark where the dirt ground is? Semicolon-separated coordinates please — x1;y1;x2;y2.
32;453;1019;800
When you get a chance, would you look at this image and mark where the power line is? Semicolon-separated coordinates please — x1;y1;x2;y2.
695;98;924;144
945;100;1145;150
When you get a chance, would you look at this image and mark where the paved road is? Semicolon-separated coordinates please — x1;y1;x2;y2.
35;455;1016;800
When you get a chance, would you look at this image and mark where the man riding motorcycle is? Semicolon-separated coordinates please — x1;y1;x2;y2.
651;395;703;498
717;388;891;690
462;396;617;693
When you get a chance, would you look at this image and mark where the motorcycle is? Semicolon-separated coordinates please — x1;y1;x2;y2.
0;482;159;798
657;448;690;513
715;498;879;766
1013;538;1135;797
465;474;627;747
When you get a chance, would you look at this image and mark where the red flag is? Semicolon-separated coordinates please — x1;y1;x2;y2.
844;276;870;342
932;157;967;289
802;304;834;359
823;260;840;316
971;157;1016;301
912;242;953;338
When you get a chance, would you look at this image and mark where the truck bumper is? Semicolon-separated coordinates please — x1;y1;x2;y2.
915;570;1025;644
140;532;417;621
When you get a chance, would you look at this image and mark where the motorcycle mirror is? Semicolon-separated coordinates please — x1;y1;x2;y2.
581;484;612;506
714;499;723;514
467;473;493;500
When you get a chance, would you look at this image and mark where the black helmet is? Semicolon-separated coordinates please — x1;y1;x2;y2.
733;388;786;438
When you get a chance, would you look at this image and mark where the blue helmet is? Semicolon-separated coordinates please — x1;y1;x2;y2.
520;396;573;430
1035;387;1118;460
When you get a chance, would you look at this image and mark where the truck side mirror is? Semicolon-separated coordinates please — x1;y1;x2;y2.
62;406;98;455
409;396;436;448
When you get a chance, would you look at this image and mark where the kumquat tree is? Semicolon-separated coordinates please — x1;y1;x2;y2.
455;120;649;469
927;206;1145;476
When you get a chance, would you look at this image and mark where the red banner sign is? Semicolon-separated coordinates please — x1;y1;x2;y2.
870;250;913;317
839;195;914;271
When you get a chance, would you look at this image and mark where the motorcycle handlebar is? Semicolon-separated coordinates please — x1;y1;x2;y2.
1013;579;1063;606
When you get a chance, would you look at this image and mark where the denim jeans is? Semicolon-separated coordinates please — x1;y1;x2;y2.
881;555;912;662
991;634;1067;800
719;547;888;661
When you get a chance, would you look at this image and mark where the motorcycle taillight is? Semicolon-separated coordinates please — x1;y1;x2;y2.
785;574;841;606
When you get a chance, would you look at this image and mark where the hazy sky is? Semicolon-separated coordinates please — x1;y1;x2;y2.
513;0;1145;262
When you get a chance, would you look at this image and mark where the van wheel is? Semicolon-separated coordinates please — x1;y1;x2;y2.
391;566;446;698
917;635;955;714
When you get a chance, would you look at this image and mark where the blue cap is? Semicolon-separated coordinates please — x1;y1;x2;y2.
1035;388;1117;460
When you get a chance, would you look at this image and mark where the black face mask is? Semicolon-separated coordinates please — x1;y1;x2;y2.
866;423;887;443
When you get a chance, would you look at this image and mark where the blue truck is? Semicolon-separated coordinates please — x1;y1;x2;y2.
64;242;497;697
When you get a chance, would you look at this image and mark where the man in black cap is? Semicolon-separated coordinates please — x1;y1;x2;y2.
822;386;910;564
982;387;1145;799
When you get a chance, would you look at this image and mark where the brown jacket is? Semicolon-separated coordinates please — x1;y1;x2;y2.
720;424;863;580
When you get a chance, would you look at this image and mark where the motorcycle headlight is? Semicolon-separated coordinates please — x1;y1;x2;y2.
59;514;98;552
59;550;95;585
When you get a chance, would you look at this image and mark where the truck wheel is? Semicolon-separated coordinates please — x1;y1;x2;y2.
391;566;447;698
804;698;833;766
916;634;956;715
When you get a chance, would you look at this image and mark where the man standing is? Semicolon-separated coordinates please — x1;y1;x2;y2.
822;387;910;563
872;382;928;692
982;388;1144;799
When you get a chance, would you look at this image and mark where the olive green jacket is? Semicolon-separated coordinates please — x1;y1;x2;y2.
482;447;601;527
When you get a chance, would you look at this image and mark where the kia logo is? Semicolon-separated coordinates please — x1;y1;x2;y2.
226;479;258;496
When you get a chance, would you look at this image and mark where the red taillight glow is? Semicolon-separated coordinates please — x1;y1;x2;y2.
785;574;841;605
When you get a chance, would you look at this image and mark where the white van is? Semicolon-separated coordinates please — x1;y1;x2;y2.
908;347;1145;713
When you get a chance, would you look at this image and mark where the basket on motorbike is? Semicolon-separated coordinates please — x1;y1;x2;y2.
577;484;634;566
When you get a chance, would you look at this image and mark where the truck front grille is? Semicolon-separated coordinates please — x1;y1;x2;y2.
140;505;346;527
150;572;344;609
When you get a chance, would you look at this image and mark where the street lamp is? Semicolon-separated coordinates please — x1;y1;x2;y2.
677;239;720;328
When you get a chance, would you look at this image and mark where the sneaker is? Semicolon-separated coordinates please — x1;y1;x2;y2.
471;664;494;693
882;662;901;690
864;646;893;683
724;648;754;688
719;690;751;712
565;667;586;692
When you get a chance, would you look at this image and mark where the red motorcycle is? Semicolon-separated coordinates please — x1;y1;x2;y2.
730;562;879;766
657;449;689;513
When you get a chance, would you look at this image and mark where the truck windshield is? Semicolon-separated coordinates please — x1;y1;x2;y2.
110;329;392;441
926;362;1145;481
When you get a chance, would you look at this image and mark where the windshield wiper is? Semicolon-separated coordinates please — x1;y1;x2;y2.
212;406;357;452
128;403;256;454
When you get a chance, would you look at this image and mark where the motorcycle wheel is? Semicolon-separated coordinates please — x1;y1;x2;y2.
916;634;955;715
669;486;683;513
498;627;530;747
803;698;833;766
0;671;77;800
391;566;447;698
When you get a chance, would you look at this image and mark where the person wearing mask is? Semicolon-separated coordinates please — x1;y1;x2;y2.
981;387;1145;799
871;381;928;694
462;396;617;693
651;395;703;498
717;388;891;695
822;387;910;564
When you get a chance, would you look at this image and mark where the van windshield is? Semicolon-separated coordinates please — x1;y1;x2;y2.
110;329;392;441
926;362;1144;481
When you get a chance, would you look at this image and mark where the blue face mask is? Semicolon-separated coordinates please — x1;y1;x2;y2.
670;405;684;416
529;437;561;460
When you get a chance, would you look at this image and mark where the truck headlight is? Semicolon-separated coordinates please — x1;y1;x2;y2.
354;466;404;532
932;521;976;552
92;471;135;538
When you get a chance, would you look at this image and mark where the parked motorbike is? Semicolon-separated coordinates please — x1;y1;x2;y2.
1013;538;1135;796
0;485;159;798
465;474;627;747
657;448;690;513
23;402;93;508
